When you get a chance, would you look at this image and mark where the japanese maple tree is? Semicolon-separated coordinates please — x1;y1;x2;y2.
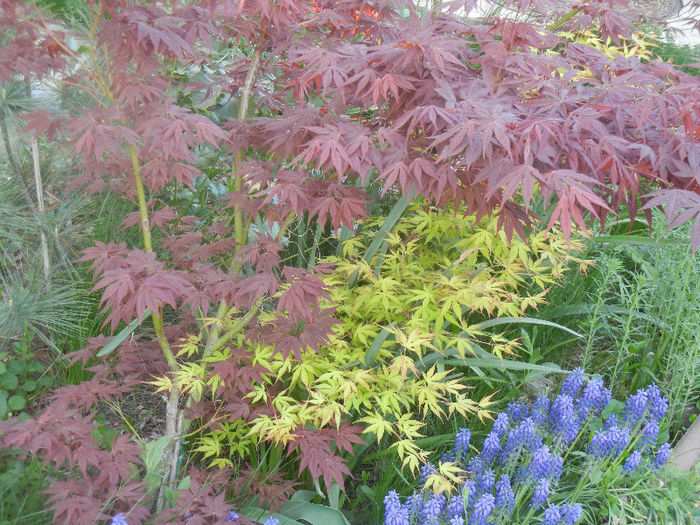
0;0;698;522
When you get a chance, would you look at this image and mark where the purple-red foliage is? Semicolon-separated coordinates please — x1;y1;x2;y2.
286;425;366;491
230;465;299;512
0;405;151;524
1;0;698;520
156;469;258;525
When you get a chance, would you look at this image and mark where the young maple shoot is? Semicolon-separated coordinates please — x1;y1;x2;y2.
0;0;698;522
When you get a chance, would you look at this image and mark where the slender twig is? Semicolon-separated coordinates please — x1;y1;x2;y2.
232;40;265;249
60;79;104;105
127;145;178;373
128;137;181;512
203;36;266;358
27;4;111;107
26;19;102;96
87;2;113;102
105;399;144;443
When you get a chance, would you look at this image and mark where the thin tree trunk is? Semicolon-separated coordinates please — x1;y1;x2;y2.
31;137;51;282
128;144;183;511
156;388;183;511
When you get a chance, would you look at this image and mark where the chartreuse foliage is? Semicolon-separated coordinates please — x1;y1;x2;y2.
164;204;584;479
556;30;660;62
329;204;585;357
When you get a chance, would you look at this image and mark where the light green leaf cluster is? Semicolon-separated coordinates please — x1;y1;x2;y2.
193;420;252;468
329;204;583;356
557;30;660;61
183;204;583;474
545;30;661;85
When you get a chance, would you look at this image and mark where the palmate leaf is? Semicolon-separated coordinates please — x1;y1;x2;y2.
643;189;700;251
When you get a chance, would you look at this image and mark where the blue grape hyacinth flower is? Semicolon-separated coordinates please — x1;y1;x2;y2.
479;432;501;465
470;493;495;525
561;503;583;525
653;442;671;470
530;393;551;427
589;423;631;459
623;389;649;427
453;428;471;458
383;372;670;525
623;450;643;473
421;493;446;524
560;367;586;399
524;445;563;486
530;478;551;510
385;490;410;525
542;504;562;525
577;376;611;422
494;473;514;512
548;393;580;445
111;514;128;525
445;495;463;518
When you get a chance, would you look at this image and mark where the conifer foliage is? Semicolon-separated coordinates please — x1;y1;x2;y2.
0;0;698;522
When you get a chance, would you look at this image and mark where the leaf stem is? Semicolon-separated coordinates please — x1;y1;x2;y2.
547;8;581;32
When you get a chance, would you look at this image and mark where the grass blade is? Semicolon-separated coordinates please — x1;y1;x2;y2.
96;309;151;357
549;304;665;328
472;316;583;338
364;323;395;368
349;196;409;287
587;235;684;247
